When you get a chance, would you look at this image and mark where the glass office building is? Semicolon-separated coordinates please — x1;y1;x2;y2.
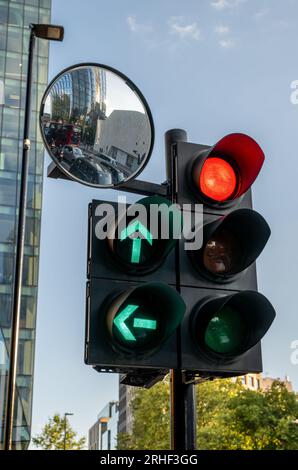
0;0;51;449
88;402;119;450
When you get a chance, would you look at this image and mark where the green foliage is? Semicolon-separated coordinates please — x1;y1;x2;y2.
117;377;298;450
197;379;298;450
32;414;86;450
117;380;170;450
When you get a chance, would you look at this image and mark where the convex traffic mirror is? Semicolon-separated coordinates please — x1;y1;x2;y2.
40;63;154;187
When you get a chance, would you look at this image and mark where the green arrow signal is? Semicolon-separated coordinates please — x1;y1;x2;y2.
133;318;157;330
120;220;153;264
114;304;138;341
113;304;157;342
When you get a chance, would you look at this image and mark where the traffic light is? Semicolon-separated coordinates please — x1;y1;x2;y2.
85;196;186;377
176;132;264;212
176;132;275;376
107;195;182;275
85;131;275;384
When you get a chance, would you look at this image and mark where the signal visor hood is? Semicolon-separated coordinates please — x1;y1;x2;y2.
211;133;265;198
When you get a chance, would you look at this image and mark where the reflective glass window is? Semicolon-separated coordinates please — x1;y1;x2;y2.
4;78;22;108
37;56;48;84
27;181;42;210
7;26;23;54
0;138;19;172
0;23;7;50
22;26;29;53
35;142;44;175
8;4;23;27
5;52;26;80
38;7;50;24
0;213;15;243
23;254;38;286
0;1;8;24
28;140;36;174
24;6;38;25
25;216;40;247
29;110;37;141
20;296;35;329
2;107;20;138
0;51;5;78
0;294;11;327
0;176;17;205
37;36;49;58
25;0;39;6
40;0;51;8
0;251;14;284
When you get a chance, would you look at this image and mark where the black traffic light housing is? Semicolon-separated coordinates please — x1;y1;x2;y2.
188;208;271;283
175;133;275;376
86;279;185;370
175;133;265;214
84;130;275;384
85;198;186;374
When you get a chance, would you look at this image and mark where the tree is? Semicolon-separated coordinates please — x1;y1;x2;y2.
32;414;86;450
117;378;298;450
117;380;170;450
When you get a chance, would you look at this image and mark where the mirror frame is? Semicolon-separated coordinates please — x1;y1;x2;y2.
39;62;155;188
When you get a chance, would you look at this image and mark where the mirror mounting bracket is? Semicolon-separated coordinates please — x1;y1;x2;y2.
47;161;169;197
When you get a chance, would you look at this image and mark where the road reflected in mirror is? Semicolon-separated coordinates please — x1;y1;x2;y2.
40;64;154;187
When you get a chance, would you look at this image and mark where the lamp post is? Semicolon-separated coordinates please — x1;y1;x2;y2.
63;413;74;450
3;23;64;451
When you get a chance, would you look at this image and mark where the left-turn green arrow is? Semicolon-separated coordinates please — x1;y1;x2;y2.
113;304;138;341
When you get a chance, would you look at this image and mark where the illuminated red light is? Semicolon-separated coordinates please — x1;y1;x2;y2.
199;157;237;202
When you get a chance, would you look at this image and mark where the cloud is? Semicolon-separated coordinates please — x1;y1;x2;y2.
211;0;246;10
254;8;270;20
218;38;235;48
215;25;230;34
168;17;201;40
126;15;153;33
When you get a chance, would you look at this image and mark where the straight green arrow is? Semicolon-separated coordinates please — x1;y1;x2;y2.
120;220;153;264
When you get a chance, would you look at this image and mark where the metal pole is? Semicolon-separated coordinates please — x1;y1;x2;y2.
165;129;196;451
64;415;67;450
4;26;36;450
185;373;196;450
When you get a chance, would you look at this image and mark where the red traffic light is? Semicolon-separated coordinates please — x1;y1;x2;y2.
199;157;237;202
192;133;265;205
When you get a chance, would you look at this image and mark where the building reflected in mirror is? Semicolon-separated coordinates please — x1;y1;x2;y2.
40;65;153;187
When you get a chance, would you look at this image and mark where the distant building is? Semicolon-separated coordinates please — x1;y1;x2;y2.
239;373;293;392
118;379;135;435
261;375;293;392
95;109;150;172
88;401;119;450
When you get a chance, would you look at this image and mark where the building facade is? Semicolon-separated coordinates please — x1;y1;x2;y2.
0;0;51;449
239;373;293;392
118;379;135;436
88;401;119;450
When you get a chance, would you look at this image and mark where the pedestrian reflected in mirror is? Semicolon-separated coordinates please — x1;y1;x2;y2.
40;64;154;187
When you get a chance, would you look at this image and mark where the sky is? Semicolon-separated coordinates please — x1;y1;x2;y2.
31;0;298;444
